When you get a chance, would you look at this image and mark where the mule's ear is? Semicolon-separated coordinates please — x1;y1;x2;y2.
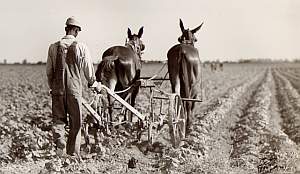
127;28;132;38
179;19;185;32
138;26;144;38
191;22;204;34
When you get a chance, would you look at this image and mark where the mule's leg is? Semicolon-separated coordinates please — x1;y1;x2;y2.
185;100;193;134
187;88;198;135
170;75;180;95
114;90;132;122
83;122;90;145
191;63;200;110
107;78;117;124
118;62;138;122
122;92;132;121
186;63;200;134
182;79;192;135
129;85;140;122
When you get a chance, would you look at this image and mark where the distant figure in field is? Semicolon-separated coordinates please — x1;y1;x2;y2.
167;19;203;135
219;62;223;71
210;63;217;72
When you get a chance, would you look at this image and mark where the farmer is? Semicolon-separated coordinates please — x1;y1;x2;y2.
46;16;101;157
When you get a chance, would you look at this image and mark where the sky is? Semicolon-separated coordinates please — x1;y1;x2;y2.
0;0;300;63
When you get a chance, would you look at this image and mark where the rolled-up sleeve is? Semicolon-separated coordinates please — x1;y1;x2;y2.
46;44;55;89
79;44;96;86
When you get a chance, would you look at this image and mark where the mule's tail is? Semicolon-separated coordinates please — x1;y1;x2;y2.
95;56;117;82
179;49;196;133
179;51;190;99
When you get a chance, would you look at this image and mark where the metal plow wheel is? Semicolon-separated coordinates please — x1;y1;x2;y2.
168;94;187;148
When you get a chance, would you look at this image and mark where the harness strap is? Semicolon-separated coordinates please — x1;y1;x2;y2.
181;40;194;45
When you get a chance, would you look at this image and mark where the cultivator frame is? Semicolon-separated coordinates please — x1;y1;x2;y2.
82;76;202;148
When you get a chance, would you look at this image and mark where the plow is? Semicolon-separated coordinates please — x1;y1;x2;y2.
82;74;202;148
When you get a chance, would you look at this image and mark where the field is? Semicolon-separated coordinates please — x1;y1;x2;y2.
0;63;300;173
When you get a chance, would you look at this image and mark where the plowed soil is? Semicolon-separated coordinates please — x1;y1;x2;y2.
0;63;299;174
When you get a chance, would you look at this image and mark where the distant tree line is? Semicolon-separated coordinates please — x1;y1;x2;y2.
294;59;300;63
201;58;299;64
237;58;297;63
0;59;46;65
1;58;299;65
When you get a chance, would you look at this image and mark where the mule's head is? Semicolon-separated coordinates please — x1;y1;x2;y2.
178;19;203;46
126;27;145;58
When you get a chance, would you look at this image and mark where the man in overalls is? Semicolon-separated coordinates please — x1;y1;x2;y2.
46;17;101;156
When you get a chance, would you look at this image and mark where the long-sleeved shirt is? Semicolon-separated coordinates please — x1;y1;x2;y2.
46;35;96;90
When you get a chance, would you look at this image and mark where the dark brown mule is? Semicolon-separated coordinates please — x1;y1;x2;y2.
167;19;203;133
95;27;144;122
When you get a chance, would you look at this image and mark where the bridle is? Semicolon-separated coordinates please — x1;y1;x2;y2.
126;37;144;58
178;30;197;46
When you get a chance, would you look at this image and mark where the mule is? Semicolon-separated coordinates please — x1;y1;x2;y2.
95;27;144;122
167;19;203;134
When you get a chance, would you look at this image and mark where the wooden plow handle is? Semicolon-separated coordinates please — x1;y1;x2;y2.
82;98;102;123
